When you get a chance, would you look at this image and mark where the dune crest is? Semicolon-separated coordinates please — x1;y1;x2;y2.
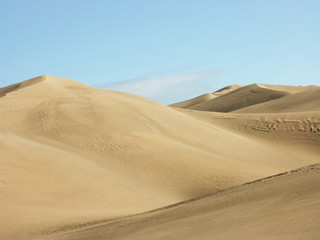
211;84;242;95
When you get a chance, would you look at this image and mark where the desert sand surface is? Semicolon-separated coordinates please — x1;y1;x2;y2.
38;164;320;240
176;109;320;144
0;76;319;239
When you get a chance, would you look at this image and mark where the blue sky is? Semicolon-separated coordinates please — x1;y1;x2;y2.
1;0;319;104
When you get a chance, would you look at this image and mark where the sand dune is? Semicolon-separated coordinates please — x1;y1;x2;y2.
1;76;319;239
252;83;314;93
38;164;320;240
169;93;216;109
172;83;319;113
235;87;320;113
189;84;289;112
170;84;241;109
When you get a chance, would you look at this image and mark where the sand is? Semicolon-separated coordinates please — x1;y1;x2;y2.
41;164;320;240
0;75;319;239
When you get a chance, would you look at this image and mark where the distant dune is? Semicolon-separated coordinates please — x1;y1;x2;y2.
0;76;319;239
235;87;320;113
171;83;319;113
169;84;242;109
169;93;217;109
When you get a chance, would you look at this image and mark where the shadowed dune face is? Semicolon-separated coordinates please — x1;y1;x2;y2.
235;88;320;113
169;93;217;109
0;76;319;239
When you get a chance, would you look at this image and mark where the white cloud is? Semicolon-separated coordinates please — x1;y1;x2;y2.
104;70;217;104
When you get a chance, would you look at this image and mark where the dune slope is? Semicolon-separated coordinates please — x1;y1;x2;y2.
39;164;320;240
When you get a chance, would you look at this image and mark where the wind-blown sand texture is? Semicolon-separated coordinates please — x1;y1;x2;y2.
0;75;319;239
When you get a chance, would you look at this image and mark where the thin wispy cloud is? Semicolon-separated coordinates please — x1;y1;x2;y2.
103;70;217;104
